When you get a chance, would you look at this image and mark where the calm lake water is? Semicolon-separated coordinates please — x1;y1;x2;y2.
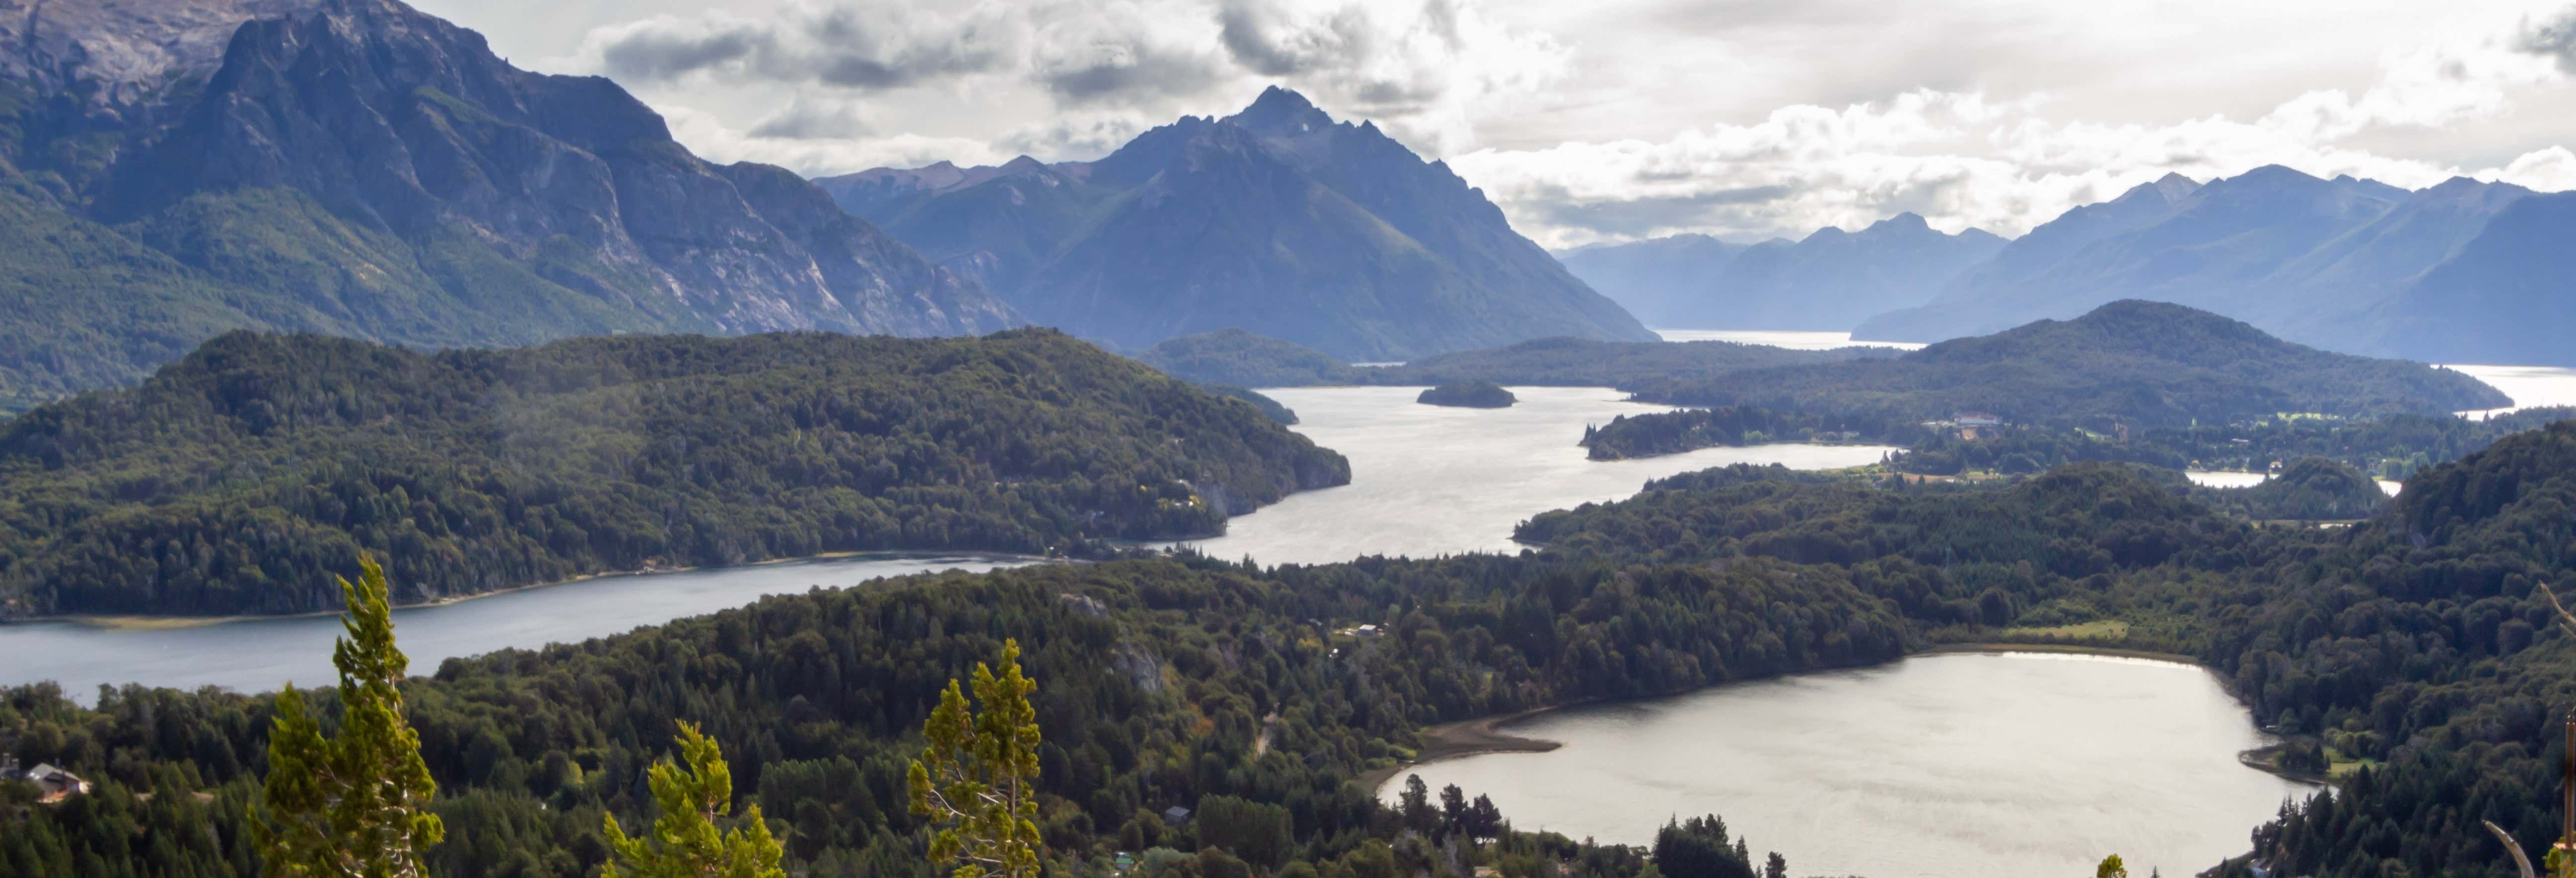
1654;328;1928;350
1382;652;2317;878
2187;470;2404;496
1156;386;1896;565
3;554;1030;702
2450;363;2576;418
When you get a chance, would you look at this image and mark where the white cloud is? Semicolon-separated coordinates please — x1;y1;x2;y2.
490;0;2576;248
1448;29;2576;249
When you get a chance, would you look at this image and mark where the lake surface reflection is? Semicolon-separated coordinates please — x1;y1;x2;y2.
1383;652;2316;878
3;553;1031;702
1158;386;1895;565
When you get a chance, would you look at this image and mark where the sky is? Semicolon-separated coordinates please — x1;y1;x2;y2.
409;0;2576;249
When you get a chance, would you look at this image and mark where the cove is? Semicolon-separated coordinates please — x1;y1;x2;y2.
1158;386;1897;565
1379;651;2317;878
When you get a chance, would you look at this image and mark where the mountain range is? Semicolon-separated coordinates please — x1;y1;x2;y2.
1560;214;2006;329
1634;299;2510;426
817;87;1658;361
0;0;1012;413
1853;167;2567;364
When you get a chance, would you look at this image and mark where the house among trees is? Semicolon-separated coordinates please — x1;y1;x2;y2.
1162;805;1193;826
24;763;91;803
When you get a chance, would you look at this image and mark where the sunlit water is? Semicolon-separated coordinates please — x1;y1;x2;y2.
2;553;1032;702
2186;470;2403;496
1157;386;1895;565
1653;328;1928;351
2449;363;2576;418
1382;652;2317;878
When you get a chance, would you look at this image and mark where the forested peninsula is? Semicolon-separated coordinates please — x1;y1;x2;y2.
0;330;1348;618
14;418;2576;877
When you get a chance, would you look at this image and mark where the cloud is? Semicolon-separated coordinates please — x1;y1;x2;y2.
2520;5;2576;74
1448;24;2576;249
577;2;1024;90
1528;185;1798;239
659;103;1011;175
745;95;876;140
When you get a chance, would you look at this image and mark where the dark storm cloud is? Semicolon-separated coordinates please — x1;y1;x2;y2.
2520;6;2576;75
1528;184;1797;238
745;99;875;140
1036;41;1226;104
590;6;1018;90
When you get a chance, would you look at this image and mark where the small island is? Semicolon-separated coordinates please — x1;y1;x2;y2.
1417;381;1518;408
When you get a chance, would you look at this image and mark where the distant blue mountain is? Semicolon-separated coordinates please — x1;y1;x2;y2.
2373;191;2576;366
814;87;1657;360
1559;214;2004;330
1852;167;2543;364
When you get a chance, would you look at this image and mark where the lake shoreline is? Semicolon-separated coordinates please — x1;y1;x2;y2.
15;550;1057;631
1365;644;2324;795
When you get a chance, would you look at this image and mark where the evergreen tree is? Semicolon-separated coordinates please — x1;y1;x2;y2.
2095;854;2128;878
257;557;444;878
1398;776;1436;837
601;721;785;878
910;639;1045;878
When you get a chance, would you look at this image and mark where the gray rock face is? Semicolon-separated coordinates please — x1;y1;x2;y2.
0;0;1012;410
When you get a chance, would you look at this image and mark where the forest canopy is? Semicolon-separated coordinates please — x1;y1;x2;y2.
0;329;1349;618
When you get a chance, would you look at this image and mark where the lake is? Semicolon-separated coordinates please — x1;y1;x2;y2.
2187;470;2404;496
4;553;1031;703
2450;363;2576;418
1155;386;1897;565
1381;651;2317;878
1654;328;1928;350
6;385;1889;698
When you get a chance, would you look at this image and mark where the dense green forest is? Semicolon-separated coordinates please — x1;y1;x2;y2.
1578;406;1915;460
0;543;1889;877
1521;424;2576;875
0;330;1347;618
12;420;2576;875
1627;301;2506;426
1415;383;1516;409
1890;406;2576;479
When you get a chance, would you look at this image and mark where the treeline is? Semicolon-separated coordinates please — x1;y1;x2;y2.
1;538;1902;877
1137;329;1881;391
0;329;1349;618
1626;301;2506;428
1525;422;2576;874
1891;407;2575;479
1578;406;1917;461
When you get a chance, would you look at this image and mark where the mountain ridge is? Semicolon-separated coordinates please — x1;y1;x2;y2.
819;85;1657;360
0;0;1013;412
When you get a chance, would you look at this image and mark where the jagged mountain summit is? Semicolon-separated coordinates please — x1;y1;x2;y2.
1853;167;2552;363
0;0;1011;411
1562;214;2006;330
817;86;1658;361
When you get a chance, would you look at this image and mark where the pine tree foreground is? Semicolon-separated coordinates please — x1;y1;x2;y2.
256;557;445;878
910;639;1046;878
601;721;787;878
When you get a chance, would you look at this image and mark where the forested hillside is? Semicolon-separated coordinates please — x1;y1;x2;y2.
0;330;1347;618
11;421;2576;875
1;548;1897;877
1520;424;2576;875
1632;301;2505;426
